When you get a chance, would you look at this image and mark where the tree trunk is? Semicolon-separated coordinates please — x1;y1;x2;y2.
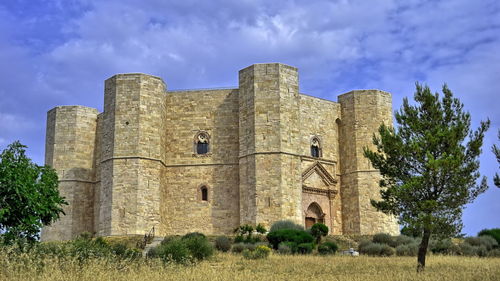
417;228;431;272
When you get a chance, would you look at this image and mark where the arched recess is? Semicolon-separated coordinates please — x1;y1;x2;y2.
198;184;209;202
305;202;325;228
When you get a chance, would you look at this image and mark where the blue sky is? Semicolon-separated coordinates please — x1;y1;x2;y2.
0;0;499;236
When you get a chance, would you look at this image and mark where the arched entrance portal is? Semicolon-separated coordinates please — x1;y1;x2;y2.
305;202;325;228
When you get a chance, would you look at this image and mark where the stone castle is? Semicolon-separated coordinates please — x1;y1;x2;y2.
41;63;399;241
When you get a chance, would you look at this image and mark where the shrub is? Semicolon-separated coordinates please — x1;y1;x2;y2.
215;236;231;252
155;238;191;264
318;241;338;255
372;233;394;246
160;235;180;246
478;228;500;245
380;244;395;256
487;249;500;257
395;243;418;256
231;243;255;253
266;229;314;250
357;239;373;253
269;220;304;232
310;223;329;244
464;236;498;251
182;236;214;261
231;243;246;253
393;235;416;247
359;242;394;256
234;235;244;243
277;242;293;254
182;232;206;240
242;245;271;259
429;238;459;255
256;224;267;234
69;236;112;262
297;243;313;254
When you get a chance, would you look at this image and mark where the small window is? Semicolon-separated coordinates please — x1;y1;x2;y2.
311;137;321;158
201;186;208;201
195;132;210;155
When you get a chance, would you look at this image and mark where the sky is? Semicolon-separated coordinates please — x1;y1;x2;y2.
0;0;499;236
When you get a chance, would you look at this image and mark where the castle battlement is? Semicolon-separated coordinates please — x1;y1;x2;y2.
41;63;398;241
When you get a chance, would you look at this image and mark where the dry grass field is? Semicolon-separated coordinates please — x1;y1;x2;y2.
1;251;499;281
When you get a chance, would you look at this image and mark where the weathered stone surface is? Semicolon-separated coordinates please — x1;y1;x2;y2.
41;63;399;241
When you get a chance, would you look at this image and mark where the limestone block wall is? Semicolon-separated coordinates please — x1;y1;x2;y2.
41;106;98;241
238;63;303;228
338;90;399;235
298;95;342;233
99;74;166;236
161;89;240;235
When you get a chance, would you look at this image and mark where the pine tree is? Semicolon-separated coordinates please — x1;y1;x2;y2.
364;83;490;271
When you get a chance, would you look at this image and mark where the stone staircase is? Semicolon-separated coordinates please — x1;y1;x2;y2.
142;237;163;257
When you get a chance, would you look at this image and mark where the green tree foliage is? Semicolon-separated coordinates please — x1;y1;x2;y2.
493;130;500;188
0;141;67;243
310;223;328;244
363;83;490;271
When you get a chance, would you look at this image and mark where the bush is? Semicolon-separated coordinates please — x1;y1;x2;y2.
215;236;231;252
357;239;373;253
234;235;244;243
266;229;314;250
464;236;498;251
372;233;394;246
359;242;394;256
380;244;395;256
256;224;267;234
310;223;329;244
297;243;313;254
487;249;500;257
182;232;206;240
429;238;459;255
152;235;214;264
155;238;192;264
69;236;112;262
182;236;213;261
242;245;271;259
395;243;419;256
231;243;246;253
231;243;256;253
277;242;293;254
393;235;416;247
318;241;338;255
478;228;500;245
269;220;304;232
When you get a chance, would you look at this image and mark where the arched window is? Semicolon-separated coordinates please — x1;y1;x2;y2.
200;186;208;201
311;137;321;158
195;132;210;154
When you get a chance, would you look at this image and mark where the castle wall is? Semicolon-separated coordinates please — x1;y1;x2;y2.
238;63;303;228
41;106;98;241
338;90;399;235
162;89;240;235
99;74;166;236
298;95;342;234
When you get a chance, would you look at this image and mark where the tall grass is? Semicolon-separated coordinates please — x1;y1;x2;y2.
1;250;499;281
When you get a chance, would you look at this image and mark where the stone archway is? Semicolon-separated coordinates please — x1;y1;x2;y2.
305;202;325;229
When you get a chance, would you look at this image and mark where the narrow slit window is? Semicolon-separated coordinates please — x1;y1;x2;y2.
201;186;208;201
